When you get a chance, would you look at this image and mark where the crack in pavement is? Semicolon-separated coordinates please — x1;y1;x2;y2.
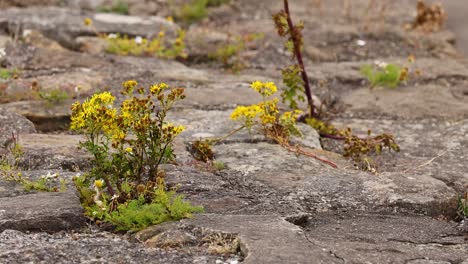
388;238;462;246
303;233;346;263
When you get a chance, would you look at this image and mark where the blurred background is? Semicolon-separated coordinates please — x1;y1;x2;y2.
1;0;467;56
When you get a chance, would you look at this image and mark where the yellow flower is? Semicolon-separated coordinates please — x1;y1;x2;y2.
125;147;133;153
260;114;276;124
123;80;138;94
69;91;119;138
89;91;115;105
111;129;126;142
163;123;185;136
150;83;168;95
407;55;415;63
94;179;104;188
158;31;165;38
250;81;278;97
173;125;185;135
230;105;262;121
84;18;92;26
280;109;302;124
166;16;174;23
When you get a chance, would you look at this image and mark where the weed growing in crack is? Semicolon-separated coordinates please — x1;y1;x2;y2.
189;81;337;168
0;67;19;80
0;132;66;192
0;132;23;178
96;0;129;15
201;232;240;255
361;56;421;89
70;80;202;231
39;88;70;107
457;191;468;220
306;118;400;173
105;31;187;59
273;0;400;172
84;18;187;59
209;33;264;72
174;0;230;24
191;139;215;162
405;0;447;33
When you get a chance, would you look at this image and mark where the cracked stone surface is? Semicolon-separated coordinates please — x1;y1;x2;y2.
0;0;467;263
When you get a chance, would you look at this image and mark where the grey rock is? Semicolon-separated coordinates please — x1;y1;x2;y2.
16;133;91;171
0;228;221;264
0;107;36;148
0;188;85;232
0;7;179;50
0;170;80;199
305;213;468;264
0;35;11;50
141;214;343;264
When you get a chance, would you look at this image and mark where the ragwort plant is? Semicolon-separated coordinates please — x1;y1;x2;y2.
70;80;202;231
84;18;187;59
191;81;337;168
105;31;187;59
273;0;400;172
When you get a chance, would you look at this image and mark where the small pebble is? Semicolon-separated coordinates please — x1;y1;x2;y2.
356;39;366;46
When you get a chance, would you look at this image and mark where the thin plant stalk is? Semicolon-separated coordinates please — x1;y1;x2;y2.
283;0;315;118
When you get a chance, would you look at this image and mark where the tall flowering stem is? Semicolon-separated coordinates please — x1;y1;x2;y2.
281;0;315;118
230;81;337;168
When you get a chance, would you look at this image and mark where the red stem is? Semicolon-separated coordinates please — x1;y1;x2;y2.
283;0;315;118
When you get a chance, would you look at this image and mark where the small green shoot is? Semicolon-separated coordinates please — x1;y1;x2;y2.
212;160;225;171
175;0;230;24
0;67;19;80
39;89;70;106
97;0;129;15
361;63;407;88
209;33;264;72
106;183;203;231
457;192;468;220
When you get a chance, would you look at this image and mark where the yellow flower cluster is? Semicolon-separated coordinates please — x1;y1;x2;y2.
258;98;279;125
70;92;118;136
71;81;187;153
163;123;186;138
280;109;302;125
105;30;187;59
150;83;168;95
251;81;278;97
230;82;280;127
230;105;261;120
230;81;302;138
123;80;138;95
94;179;104;188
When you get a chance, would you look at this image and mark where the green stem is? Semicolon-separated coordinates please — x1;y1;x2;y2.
210;125;247;145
